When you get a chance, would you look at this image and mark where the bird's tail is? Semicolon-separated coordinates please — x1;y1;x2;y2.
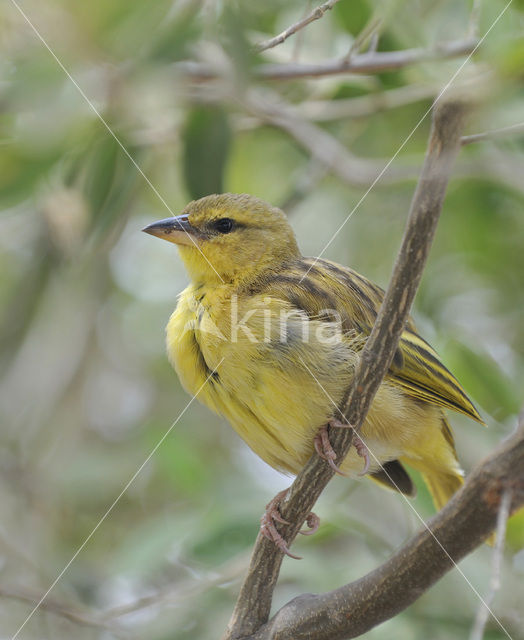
421;465;495;546
422;467;464;512
403;414;495;545
402;415;465;512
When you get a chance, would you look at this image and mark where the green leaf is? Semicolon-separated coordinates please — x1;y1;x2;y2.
190;518;257;563
78;132;140;235
145;3;202;62
0;146;60;208
443;340;520;420
182;106;231;200
507;507;524;551
152;428;211;496
84;136;121;216
333;0;372;35
220;6;258;82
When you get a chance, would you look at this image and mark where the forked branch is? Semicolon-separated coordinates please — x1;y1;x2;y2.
223;98;470;640
251;416;524;639
254;0;342;53
178;39;477;81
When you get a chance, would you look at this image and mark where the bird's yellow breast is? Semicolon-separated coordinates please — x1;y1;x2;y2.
147;193;478;513
166;284;430;475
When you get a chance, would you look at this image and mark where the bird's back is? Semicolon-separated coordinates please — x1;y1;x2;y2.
247;256;482;424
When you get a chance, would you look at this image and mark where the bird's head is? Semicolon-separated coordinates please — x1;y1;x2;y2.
142;193;300;285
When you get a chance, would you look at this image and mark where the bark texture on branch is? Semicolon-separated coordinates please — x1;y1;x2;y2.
250;418;524;639
222;98;469;640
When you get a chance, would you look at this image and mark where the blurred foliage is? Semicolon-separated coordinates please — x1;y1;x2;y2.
182;106;231;200
1;0;524;639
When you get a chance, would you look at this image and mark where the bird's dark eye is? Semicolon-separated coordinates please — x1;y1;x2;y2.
213;218;234;234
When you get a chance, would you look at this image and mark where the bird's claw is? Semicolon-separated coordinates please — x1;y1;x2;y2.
353;431;370;476
314;419;370;476
314;422;349;476
299;511;320;536
259;489;320;559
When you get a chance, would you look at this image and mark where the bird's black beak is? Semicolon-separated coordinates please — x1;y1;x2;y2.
142;214;198;246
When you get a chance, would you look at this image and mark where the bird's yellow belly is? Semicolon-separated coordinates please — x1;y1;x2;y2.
166;288;441;477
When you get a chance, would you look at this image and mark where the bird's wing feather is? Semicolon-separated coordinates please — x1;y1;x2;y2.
390;328;483;422
254;257;482;424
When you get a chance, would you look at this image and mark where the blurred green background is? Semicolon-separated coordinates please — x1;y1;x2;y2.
1;0;524;638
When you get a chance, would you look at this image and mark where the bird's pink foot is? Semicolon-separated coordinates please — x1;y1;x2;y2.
314;419;370;476
353;432;370;476
260;489;320;559
313;419;351;476
299;511;320;536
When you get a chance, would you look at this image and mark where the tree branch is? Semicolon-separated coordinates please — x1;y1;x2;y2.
254;0;343;53
344;17;383;59
294;83;440;121
222;98;469;640
461;121;524;145
251;416;524;640
177;39;477;82
242;91;417;186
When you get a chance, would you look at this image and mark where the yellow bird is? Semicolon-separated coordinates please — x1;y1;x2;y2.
143;193;483;554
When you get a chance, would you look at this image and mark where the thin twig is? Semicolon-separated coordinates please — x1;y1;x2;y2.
0;586;123;636
461;122;524;145
102;552;247;620
291;68;489;122
222;99;469;640
257;39;476;79
293;83;440;121
344;17;383;59
367;30;380;53
278;158;328;213
291;1;312;61
470;493;514;639
468;0;483;39
254;0;342;53
243;90;417;186
177;39;477;81
457;148;524;196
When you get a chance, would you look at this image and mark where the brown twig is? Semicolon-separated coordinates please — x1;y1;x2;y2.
461;121;524;145
250;419;524;640
177;39;477;82
254;0;342;53
222;99;469;640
